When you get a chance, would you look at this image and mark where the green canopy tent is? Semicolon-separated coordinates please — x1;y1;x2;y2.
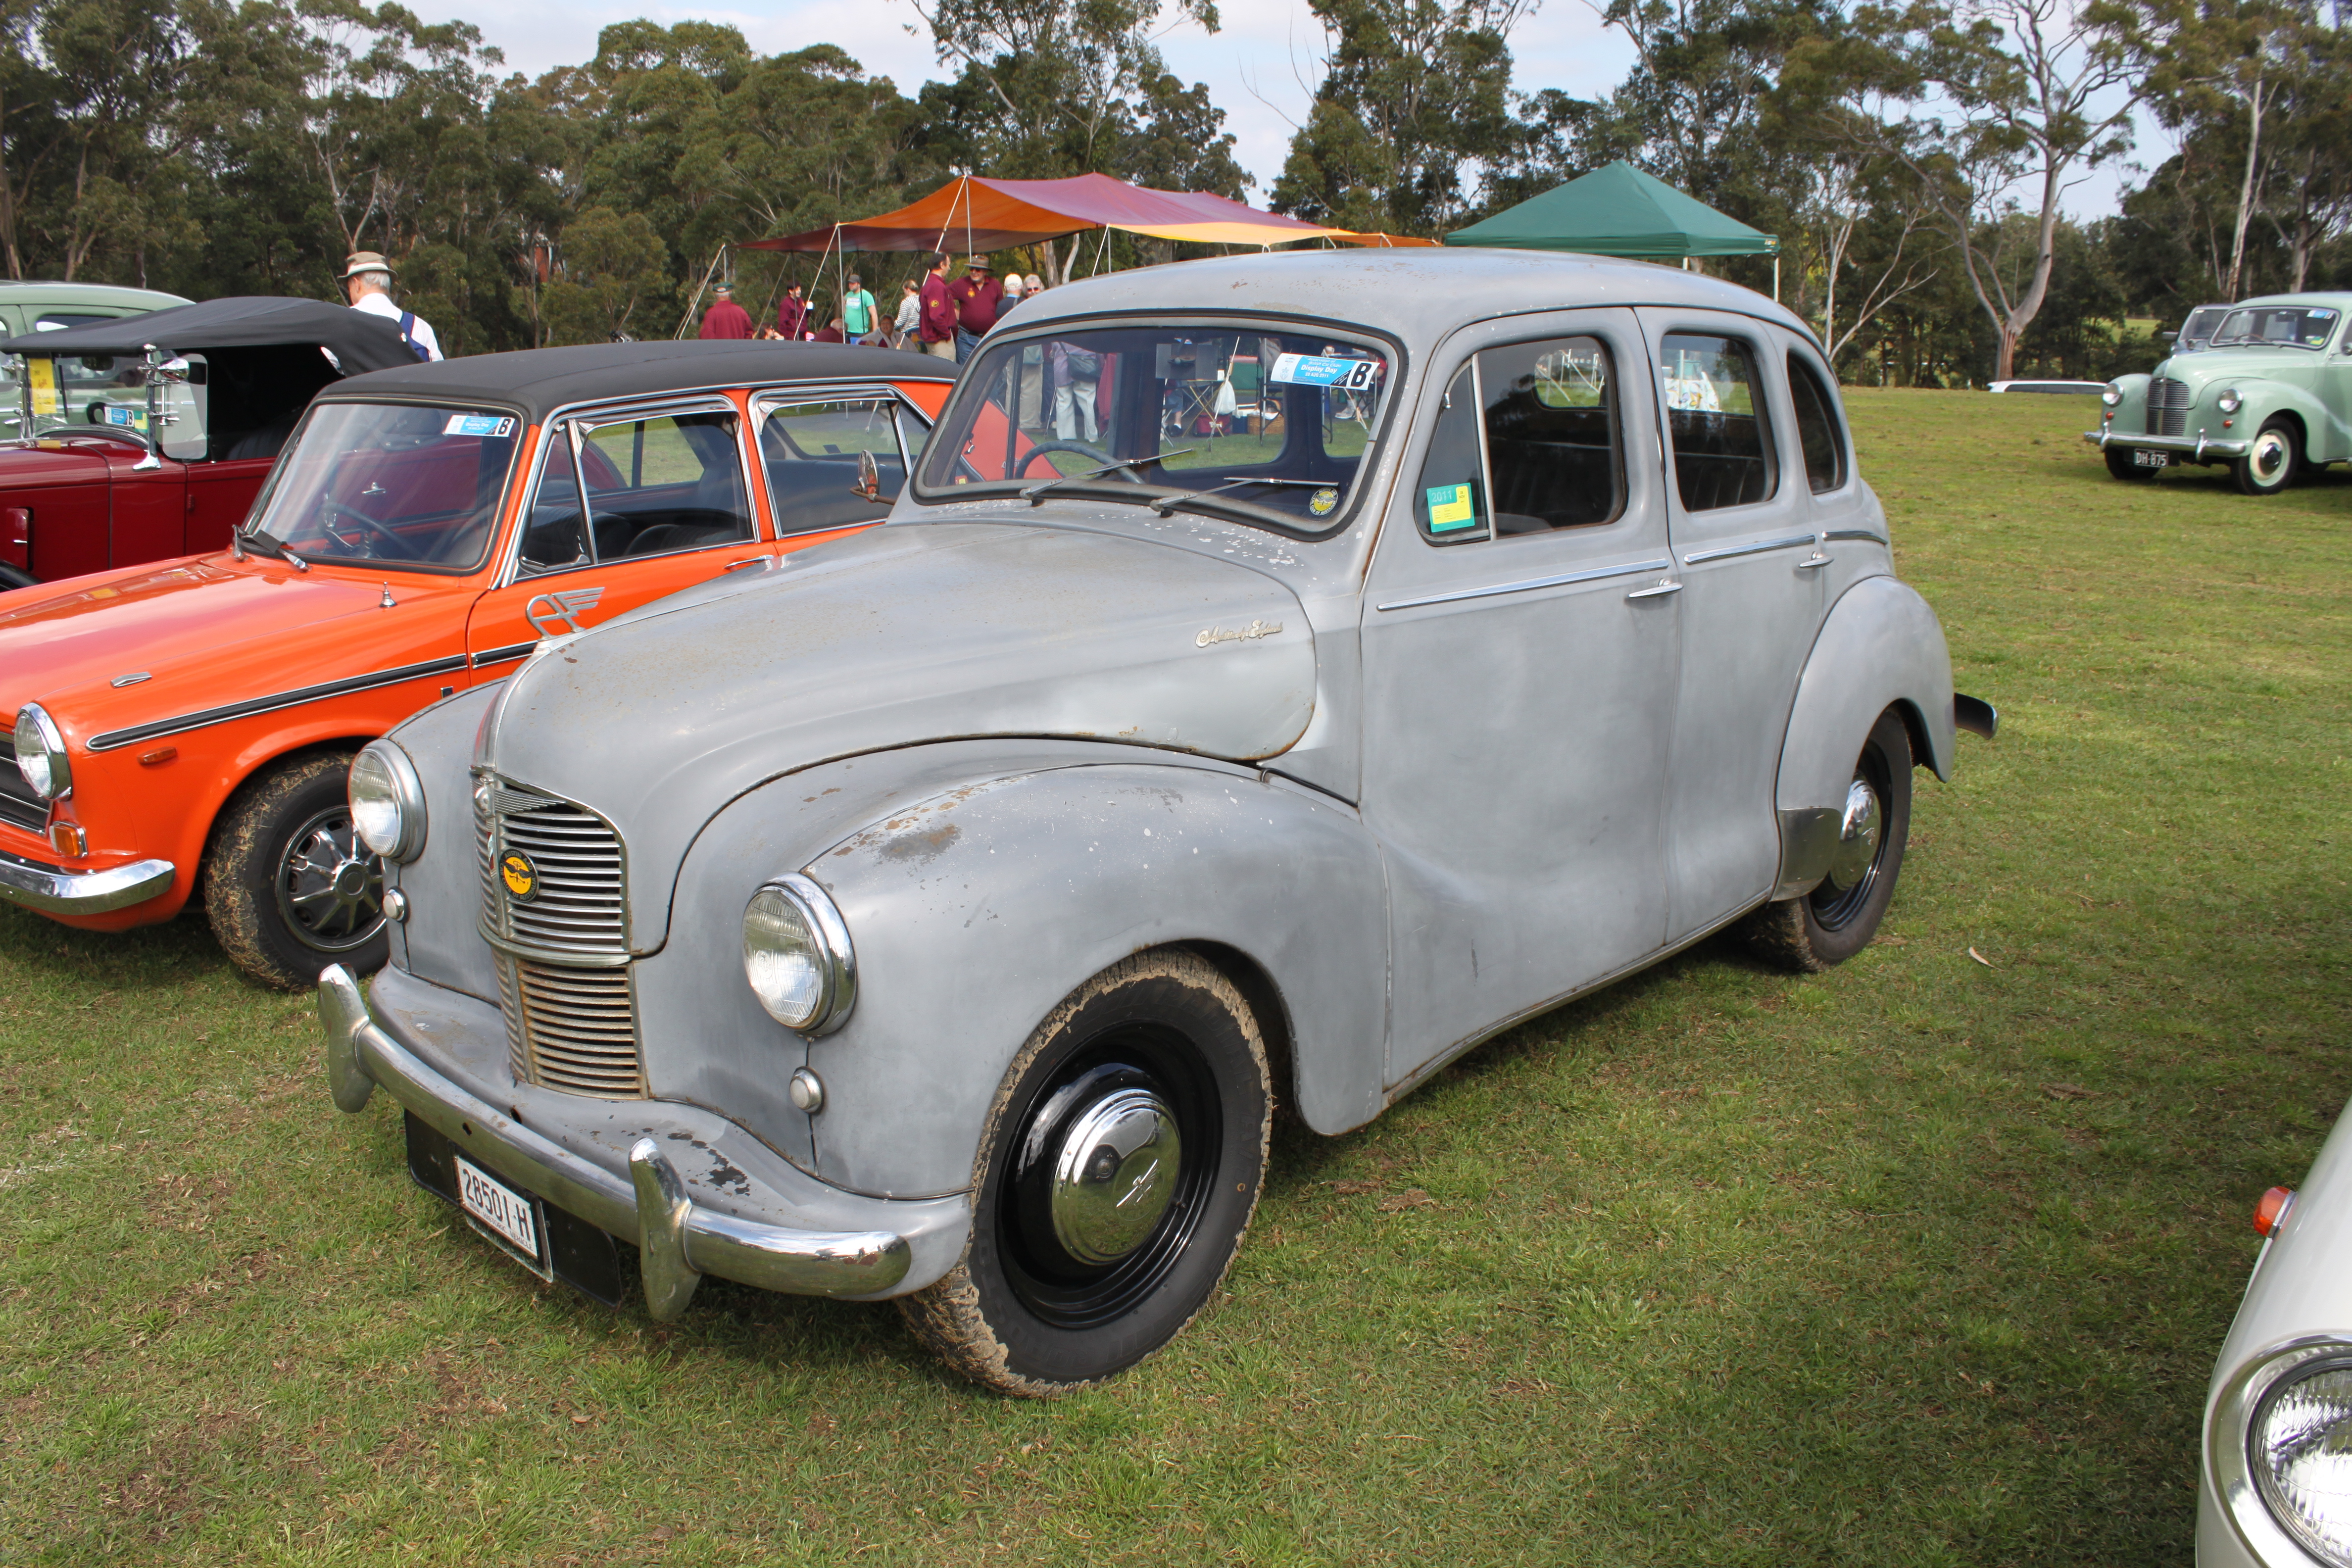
1444;161;1781;298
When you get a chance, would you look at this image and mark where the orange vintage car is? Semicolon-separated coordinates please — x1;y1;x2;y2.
0;341;953;987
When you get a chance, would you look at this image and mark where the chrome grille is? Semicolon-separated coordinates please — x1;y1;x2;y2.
497;954;644;1096
2147;377;2189;437
0;735;44;832
476;774;642;1098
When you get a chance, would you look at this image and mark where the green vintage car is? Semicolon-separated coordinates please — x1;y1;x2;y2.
2087;293;2352;494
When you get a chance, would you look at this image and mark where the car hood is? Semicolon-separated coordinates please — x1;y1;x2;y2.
0;557;406;729
478;520;1317;951
2154;347;2322;386
0;436;117;487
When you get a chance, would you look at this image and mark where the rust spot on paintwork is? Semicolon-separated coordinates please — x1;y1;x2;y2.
880;822;960;863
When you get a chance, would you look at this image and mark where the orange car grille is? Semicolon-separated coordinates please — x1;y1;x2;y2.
476;777;642;1098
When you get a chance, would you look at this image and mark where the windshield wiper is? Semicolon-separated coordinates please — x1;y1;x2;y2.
1021;448;1196;504
235;526;310;572
1147;476;1332;516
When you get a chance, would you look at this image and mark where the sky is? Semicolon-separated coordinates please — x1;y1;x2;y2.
422;0;2151;222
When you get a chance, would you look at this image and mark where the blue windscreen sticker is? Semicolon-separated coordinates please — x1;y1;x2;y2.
442;414;517;438
1269;353;1382;391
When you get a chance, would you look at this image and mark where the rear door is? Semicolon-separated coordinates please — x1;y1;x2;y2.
752;387;928;547
464;396;771;678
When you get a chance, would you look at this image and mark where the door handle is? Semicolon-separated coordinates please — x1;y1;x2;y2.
1625;578;1683;599
722;556;767;572
1796;553;1829;570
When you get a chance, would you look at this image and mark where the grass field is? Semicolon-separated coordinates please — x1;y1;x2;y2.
3;390;2347;1565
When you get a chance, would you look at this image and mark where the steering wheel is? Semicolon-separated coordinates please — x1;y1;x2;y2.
1015;442;1145;482
318;498;418;559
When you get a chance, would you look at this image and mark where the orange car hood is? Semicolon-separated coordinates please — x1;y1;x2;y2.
0;558;414;730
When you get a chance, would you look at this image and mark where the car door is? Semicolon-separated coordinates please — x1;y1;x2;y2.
751;387;925;542
1359;309;1679;1087
465;396;772;679
1638;310;1828;942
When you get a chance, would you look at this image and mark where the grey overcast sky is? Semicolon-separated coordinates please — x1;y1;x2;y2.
423;0;2152;222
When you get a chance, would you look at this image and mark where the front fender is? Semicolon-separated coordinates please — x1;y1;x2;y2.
736;759;1390;1200
2229;379;2345;463
2105;372;2151;433
1773;577;1956;891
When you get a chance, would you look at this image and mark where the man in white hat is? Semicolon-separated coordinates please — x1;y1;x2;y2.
343;250;443;361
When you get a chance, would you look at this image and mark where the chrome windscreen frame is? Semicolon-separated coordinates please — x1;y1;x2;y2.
2207;1333;2352;1567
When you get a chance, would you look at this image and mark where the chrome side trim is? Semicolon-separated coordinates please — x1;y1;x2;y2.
0;848;175;914
470;641;538;669
1823;528;1888;545
2078;430;2251;459
1681;532;1817;566
86;654;471;752
1375;556;1672;612
318;966;912;1300
1771;806;1841;900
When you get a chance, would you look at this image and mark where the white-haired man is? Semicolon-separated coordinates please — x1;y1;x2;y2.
342;251;443;361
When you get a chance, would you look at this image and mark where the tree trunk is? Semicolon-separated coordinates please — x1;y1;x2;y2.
2225;75;2267;299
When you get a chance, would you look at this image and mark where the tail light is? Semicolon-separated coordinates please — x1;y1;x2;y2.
2256;1186;2297;1238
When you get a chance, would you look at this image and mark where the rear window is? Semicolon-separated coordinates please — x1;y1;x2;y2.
245;402;522;573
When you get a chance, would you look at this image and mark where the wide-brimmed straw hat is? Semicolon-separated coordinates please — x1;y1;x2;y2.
342;250;392;279
962;255;993;271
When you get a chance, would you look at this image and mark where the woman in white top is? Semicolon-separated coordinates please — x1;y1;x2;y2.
892;281;922;350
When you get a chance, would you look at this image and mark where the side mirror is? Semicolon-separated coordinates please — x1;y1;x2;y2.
852;448;882;502
2156;329;2178;342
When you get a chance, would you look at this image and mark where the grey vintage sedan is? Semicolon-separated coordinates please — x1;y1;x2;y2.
319;249;1993;1394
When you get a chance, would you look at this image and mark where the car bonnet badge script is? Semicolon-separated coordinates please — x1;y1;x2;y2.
1196;619;1284;648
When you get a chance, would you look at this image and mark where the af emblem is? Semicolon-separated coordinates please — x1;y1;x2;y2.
500;849;539;901
524;585;604;637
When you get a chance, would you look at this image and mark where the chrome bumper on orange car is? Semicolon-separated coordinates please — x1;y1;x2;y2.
0;847;174;914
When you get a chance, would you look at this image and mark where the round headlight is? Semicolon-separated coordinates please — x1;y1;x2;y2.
741;874;856;1035
2101;384;2122;406
2219;388;2244;413
2253;1356;2352;1565
11;703;70;801
347;739;427;862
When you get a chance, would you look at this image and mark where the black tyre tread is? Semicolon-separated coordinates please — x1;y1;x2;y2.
1735;706;1913;973
205;751;382;991
897;949;1270;1397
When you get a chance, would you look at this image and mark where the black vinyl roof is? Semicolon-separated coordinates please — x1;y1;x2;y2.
318;340;956;424
0;295;413;373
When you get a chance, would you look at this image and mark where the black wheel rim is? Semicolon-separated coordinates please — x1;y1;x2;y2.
998;1025;1219;1330
273;804;386;952
1809;744;1893;933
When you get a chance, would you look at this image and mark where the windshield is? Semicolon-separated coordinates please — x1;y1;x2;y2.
2177;306;2230;347
5;352;206;454
244;401;521;573
915;320;1394;531
2212;305;2341;351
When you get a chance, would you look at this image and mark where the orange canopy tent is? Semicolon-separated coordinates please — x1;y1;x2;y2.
741;173;1355;253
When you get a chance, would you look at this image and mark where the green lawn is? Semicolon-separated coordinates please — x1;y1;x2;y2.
3;390;2347;1565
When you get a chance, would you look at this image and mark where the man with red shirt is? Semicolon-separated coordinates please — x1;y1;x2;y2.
697;283;752;340
775;281;813;340
917;254;958;361
946;254;1004;363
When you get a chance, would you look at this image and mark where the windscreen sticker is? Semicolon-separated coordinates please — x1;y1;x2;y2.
1269;353;1382;391
26;356;58;416
1426;482;1478;532
443;414;517;438
100;404;147;431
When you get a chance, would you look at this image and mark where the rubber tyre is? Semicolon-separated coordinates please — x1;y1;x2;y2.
898;950;1271;1396
2104;446;2157;482
2234;418;2300;495
1737;706;1913;973
206;751;388;990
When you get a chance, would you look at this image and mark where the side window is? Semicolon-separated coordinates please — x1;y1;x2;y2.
1786;353;1847;494
759;397;909;534
1660;333;1775;511
1414;364;1488;543
518;411;753;576
1477;336;1621;532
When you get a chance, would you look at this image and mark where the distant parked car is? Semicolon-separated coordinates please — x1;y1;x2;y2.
2089;293;2351;493
323;248;1996;1396
0;297;415;586
2196;1108;2352;1568
0;279;189;354
0;342;953;989
2163;302;2236;356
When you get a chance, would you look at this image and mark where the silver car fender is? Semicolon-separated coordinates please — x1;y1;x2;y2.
736;756;1390;1201
1770;575;1956;897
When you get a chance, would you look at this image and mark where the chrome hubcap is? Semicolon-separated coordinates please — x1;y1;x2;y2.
275;806;386;952
1047;1086;1180;1265
1824;778;1882;893
2253;432;2289;482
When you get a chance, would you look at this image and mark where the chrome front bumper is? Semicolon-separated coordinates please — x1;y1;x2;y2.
320;964;926;1317
2082;428;2252;460
0;847;174;914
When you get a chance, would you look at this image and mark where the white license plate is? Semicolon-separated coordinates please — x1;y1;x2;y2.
455;1155;541;1260
2133;448;2169;468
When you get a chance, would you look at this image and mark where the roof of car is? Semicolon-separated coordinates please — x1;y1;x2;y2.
0;295;412;372
0;280;192;309
321;340;958;424
998;246;1814;347
2229;292;2352;311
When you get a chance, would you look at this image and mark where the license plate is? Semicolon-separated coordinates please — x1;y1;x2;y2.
2133;448;2169;468
455;1155;542;1263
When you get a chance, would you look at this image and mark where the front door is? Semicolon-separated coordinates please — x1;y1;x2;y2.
187;456;278;556
1638;311;1827;942
464;400;773;680
1359;309;1679;1087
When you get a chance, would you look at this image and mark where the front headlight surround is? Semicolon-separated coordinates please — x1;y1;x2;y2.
741;873;857;1036
12;703;71;802
2218;388;2244;414
348;739;428;862
2101;383;2123;406
2215;1337;2352;1568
